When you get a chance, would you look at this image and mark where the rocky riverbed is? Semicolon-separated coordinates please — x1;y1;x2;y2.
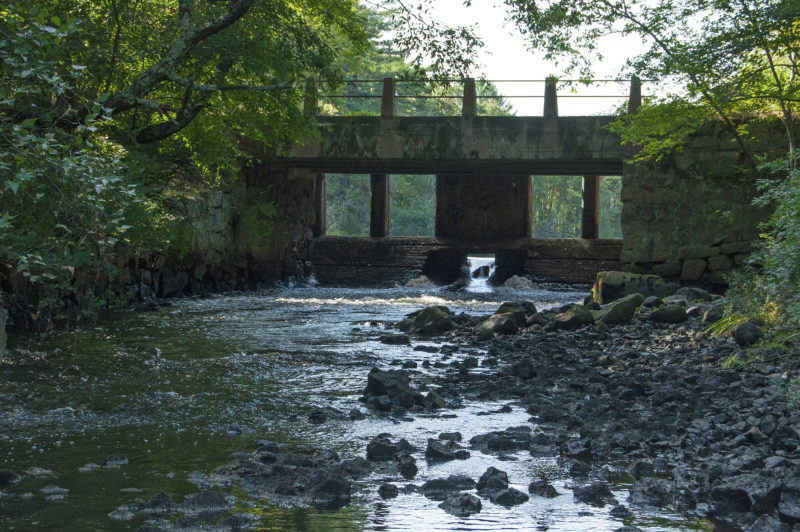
2;277;799;531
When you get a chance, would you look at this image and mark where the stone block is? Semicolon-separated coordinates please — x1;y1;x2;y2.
707;254;732;271
720;241;752;255
681;245;720;259
681;259;707;281
706;269;732;285
651;260;681;277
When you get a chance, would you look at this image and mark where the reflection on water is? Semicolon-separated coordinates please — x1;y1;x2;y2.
1;284;701;530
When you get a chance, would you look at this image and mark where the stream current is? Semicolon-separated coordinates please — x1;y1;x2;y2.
1;276;702;530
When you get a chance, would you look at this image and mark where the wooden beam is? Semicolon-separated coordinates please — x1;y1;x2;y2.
581;175;600;239
370;174;390;237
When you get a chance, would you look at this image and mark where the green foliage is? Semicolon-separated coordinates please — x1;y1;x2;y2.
532;176;622;238
390;175;435;236
325;174;370;236
727;155;800;333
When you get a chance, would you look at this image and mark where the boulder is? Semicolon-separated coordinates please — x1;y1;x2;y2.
629;477;677;508
420;475;476;500
438;493;482;517
778;478;800;524
592;271;672;304
702;305;725;325
733;321;764;346
676;286;712;301
745;515;792;532
552;305;595;330
0;469;20;489
490;488;529;507
476;467;509;496
594;293;645;326
572;481;614;507
649;304;687;324
475;313;519;341
528;480;558;498
711;474;781;515
425;439;469;462
400;306;457;336
396;454;418;480
362;368;422;411
496;301;538;321
380;334;411;346
309;477;350;510
378;483;398;499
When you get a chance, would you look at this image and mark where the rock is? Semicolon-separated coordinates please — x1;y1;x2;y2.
778;478;800;524
711;474;781;515
733;321;764;346
439;432;462;442
529;480;558;498
307;408;327;424
490;488;529;507
420;475;476;499
424;390;447;409
438;493;482;517
476;467;509;495
475;313;519;340
309;477;350;510
362;368;422;411
396;454;418;479
348;408;365;420
592;271;672;304
104;454;129;467
552;305;595;330
425;438;468;462
745;515;792;532
676;286;712;301
568;459;591;477
504;275;536;291
405;306;457;336
561;439;592;463
642;296;663;308
629;477;677;508
366;434;398;461
0;469;20;488
378;483;399;499
497;301;538;320
609;505;632;518
573;481;614;507
628;461;654;480
649;304;687;323
470;427;532;453
703;305;726;325
594;293;645;326
380;334;411;345
142;492;178;516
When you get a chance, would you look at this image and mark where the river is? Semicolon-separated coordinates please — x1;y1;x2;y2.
0;275;704;530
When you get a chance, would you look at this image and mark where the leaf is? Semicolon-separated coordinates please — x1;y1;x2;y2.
21;117;36;128
5;180;19;194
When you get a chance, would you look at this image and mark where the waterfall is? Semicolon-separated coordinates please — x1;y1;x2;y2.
466;255;496;293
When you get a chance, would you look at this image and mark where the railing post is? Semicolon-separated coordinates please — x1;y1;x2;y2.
628;75;642;114
312;173;326;237
462;78;477;118
370;174;391;238
303;78;318;117
581;175;600;239
381;77;396;118
543;76;558;118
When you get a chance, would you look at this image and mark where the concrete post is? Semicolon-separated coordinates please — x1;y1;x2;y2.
543;77;558;118
370;174;391;238
462;78;477;118
304;78;318;117
381;78;396;118
312;173;326;237
628;76;642;114
581;175;600;239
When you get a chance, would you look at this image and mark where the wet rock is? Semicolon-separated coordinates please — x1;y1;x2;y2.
552;305;595;330
594;293;645;326
425;438;469;462
438;493;482;517
490;488;529;507
745;515;792;532
561;439;592;462
628;461;654;480
572;481;614;507
629;477;677;508
711;474;781;515
568;459;591;477
307;408;327;424
348;408;365;420
642;296;663;308
255;440;280;453
362;368;422;411
181;490;235;520
396;454;418;479
400;306;457;336
420;475;476;500
439;432;462;442
378;483;399;499
528;480;558;498
609;505;632;518
649;304;687;324
366;434;399;462
475;313;519;340
380;334;411;346
733;321;764;346
778;478;800;524
470;427;532;453
142;492;178;516
592;271;672;304
476;467;509;496
423;390;447;409
0;469;20;488
676;287;712;301
309;477;350;510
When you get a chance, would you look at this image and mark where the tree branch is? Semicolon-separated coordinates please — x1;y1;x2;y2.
167;73;294;92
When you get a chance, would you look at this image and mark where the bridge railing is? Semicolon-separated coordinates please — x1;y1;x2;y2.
310;77;647;117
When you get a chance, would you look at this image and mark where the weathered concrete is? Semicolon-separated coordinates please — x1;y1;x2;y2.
370;174;391;238
581;175;600;239
435;174;532;242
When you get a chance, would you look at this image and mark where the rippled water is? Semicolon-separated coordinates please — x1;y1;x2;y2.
1;283;704;530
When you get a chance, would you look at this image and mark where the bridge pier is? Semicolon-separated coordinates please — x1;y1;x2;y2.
312;173;326;237
370;174;391;237
581;175;600;239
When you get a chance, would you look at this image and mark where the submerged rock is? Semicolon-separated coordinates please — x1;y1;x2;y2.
309;477;350;510
476;467;509;496
420;475;476;500
490;488;529;507
362;368;423;412
573;481;614;507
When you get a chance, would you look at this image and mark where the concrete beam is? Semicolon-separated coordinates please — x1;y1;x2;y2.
370;174;391;237
581;175;600;239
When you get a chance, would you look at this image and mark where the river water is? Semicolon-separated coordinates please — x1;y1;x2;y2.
1;276;704;531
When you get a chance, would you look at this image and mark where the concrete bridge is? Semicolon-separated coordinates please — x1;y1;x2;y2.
253;78;768;285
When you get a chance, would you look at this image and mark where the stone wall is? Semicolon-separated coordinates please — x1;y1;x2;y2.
620;120;786;284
